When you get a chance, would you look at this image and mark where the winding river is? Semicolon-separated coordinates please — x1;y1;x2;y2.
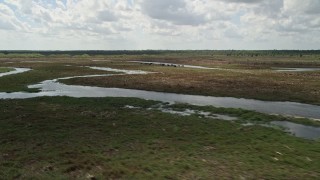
0;68;31;77
0;66;320;120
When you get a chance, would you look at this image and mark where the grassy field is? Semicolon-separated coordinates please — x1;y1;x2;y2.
0;52;319;179
0;97;319;179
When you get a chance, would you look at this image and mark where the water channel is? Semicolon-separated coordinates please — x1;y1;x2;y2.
0;66;319;120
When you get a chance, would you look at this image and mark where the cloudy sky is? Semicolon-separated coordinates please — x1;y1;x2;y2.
0;0;319;50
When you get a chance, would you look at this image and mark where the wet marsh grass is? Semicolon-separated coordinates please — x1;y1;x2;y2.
0;97;319;179
166;103;320;127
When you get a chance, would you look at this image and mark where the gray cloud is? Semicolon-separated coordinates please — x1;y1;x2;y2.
297;0;320;14
141;0;206;26
252;1;283;18
0;20;15;30
217;0;264;4
96;10;118;22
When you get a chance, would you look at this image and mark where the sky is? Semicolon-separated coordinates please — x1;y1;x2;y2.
0;0;319;50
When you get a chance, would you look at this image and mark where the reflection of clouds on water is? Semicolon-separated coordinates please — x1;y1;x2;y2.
271;121;320;140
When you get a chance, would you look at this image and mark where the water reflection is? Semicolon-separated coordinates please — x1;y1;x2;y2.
271;121;320;140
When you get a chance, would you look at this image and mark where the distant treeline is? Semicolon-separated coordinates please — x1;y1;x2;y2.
0;50;320;57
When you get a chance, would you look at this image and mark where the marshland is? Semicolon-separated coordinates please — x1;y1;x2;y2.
0;50;319;179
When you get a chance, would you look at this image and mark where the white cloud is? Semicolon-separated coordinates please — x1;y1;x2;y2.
0;3;26;31
0;0;319;50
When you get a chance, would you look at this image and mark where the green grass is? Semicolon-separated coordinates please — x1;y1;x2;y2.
0;67;14;73
0;97;319;179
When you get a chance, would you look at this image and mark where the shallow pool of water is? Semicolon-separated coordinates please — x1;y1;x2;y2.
87;66;150;74
129;61;219;70
162;109;237;120
92;60;111;62
273;67;320;72
271;121;320;140
124;105;238;121
22;61;50;63
0;68;31;77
